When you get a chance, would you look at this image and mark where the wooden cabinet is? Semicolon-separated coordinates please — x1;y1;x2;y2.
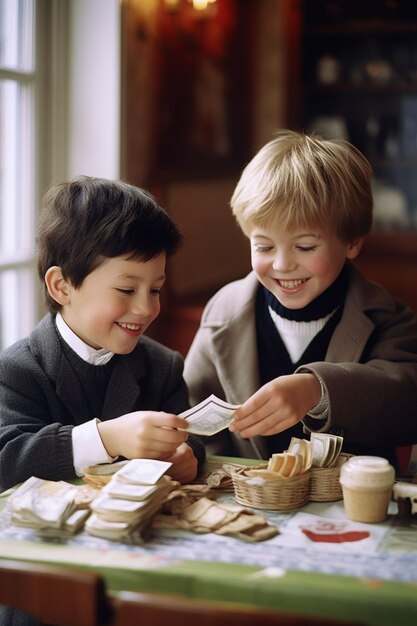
292;0;417;311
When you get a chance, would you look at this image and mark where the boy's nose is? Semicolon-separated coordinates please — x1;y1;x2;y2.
130;294;152;316
272;250;295;271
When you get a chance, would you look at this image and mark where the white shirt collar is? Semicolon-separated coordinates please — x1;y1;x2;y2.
55;312;115;366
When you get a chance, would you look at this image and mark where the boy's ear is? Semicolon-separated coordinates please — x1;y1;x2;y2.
346;237;365;260
44;266;71;306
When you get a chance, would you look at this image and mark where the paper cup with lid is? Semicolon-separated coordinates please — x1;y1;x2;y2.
339;456;395;523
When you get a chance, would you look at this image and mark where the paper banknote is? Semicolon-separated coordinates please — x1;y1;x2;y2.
180;394;240;436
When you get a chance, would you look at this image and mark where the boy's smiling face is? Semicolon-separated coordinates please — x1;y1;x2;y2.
250;225;363;309
58;253;166;353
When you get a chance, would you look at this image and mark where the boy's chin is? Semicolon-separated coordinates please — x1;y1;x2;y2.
113;342;141;355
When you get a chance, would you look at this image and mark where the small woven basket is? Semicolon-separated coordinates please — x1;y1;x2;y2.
83;473;112;489
225;463;311;511
309;453;352;502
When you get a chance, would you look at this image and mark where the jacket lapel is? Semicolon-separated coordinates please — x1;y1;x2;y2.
30;314;90;423
326;299;374;361
211;316;259;405
326;263;392;361
30;313;144;423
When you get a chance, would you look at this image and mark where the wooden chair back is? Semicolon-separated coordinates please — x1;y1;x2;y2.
107;590;366;626
0;558;107;626
0;559;367;626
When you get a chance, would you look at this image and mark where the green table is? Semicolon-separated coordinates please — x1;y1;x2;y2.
1;456;416;626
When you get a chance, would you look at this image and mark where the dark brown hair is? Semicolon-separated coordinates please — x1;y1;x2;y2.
37;176;182;312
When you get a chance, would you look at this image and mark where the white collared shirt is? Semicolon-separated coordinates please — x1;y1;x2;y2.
55;313;117;475
55;313;114;365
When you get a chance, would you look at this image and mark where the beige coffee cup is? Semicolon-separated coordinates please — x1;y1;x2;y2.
339;456;395;523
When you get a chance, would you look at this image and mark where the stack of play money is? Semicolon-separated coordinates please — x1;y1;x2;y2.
287;433;344;469
8;476;94;536
85;459;177;541
307;433;344;468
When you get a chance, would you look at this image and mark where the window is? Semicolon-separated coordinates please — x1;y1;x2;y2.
0;0;37;350
0;0;120;351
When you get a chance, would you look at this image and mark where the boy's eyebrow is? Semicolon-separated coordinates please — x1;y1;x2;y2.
251;231;322;240
293;232;322;240
116;273;166;281
251;232;272;239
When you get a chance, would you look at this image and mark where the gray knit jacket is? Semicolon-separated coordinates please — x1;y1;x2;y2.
0;313;205;490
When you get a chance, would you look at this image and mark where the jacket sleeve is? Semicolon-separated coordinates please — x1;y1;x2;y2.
0;343;76;491
298;301;417;447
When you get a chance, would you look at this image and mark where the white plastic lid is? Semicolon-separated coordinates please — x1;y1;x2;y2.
339;456;395;491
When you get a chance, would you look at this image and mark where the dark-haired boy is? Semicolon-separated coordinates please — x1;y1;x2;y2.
0;176;205;491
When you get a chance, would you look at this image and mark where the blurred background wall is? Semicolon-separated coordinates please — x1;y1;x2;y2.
1;0;417;355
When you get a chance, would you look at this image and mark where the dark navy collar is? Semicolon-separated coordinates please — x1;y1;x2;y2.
264;263;349;322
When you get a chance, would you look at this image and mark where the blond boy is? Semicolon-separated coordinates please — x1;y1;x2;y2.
184;130;417;466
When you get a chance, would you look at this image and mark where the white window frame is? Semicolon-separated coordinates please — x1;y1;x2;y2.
0;0;38;350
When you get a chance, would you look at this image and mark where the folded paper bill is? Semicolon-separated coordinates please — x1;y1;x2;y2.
151;495;279;542
180;394;240;436
115;459;172;485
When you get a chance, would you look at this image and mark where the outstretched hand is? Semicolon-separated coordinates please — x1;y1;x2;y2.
229;373;321;438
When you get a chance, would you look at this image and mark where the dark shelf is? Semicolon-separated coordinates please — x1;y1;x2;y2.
306;21;417;36
296;1;417;310
299;0;417;235
304;83;417;95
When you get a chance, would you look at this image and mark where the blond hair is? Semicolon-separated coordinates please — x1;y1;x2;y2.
231;129;373;242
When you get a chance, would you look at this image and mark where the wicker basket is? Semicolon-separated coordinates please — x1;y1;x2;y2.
309;453;352;502
83;473;112;489
225;463;311;511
